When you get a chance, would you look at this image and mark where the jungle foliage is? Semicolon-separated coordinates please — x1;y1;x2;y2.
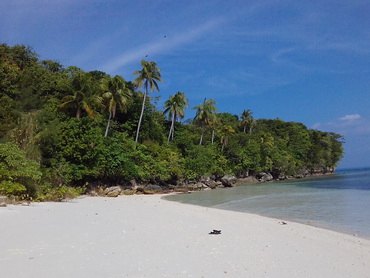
0;43;344;200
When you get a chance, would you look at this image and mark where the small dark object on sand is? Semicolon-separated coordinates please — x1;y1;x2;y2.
209;229;221;235
279;221;288;225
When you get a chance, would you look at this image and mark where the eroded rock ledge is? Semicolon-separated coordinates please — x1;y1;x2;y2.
88;168;335;197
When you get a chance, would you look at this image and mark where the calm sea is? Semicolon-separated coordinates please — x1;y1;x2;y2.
164;168;370;239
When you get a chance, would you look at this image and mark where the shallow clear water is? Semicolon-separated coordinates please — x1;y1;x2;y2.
164;168;370;238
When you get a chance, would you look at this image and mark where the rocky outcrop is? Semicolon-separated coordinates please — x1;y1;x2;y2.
256;172;273;182
143;184;164;194
104;186;122;197
235;176;259;185
0;196;7;207
90;168;334;197
203;180;221;189
220;175;237;187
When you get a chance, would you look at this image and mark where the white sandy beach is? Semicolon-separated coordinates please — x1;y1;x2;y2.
1;194;370;278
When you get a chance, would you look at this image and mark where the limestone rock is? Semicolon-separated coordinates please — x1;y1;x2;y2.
0;196;7;207
143;184;163;194
220;175;237;187
129;179;137;189
104;186;122;197
204;180;218;189
257;172;273;182
235;176;258;185
194;182;208;189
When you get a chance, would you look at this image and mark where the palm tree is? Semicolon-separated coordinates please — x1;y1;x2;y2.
100;75;132;137
219;125;235;151
240;109;254;134
208;117;221;144
193;98;218;145
164;92;189;142
60;72;96;119
133;60;162;143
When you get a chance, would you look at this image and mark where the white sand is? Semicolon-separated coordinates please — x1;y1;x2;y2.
1;195;370;278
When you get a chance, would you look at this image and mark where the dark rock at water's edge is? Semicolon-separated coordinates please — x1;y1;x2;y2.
85;167;336;197
256;172;273;182
220;175;238;187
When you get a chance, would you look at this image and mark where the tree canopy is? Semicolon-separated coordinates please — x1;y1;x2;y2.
0;43;344;200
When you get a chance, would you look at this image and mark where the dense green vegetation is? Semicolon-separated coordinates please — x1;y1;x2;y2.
0;43;344;200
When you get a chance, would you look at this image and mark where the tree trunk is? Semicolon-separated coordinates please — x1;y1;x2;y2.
221;136;228;152
171;117;176;140
104;111;112;137
167;115;175;142
199;129;204;145
135;91;147;143
76;106;81;119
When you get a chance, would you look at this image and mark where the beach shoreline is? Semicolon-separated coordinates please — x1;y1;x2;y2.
1;195;370;277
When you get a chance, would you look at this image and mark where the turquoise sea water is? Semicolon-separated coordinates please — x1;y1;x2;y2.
164;168;370;239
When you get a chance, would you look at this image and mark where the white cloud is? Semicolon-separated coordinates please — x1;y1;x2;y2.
339;114;361;121
314;113;370;168
312;114;370;136
99;17;224;74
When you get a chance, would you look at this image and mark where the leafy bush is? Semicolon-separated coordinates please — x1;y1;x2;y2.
36;184;84;201
184;145;229;179
139;141;185;182
40;117;105;183
95;133;140;181
0;142;41;198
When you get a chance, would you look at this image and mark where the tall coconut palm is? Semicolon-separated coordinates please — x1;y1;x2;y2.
100;75;132;137
240;109;254;134
164;92;189;142
60;72;96;119
193;98;218;145
210;118;221;144
133;60;162;143
219;125;235;151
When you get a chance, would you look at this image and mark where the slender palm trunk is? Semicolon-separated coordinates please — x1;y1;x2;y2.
211;129;215;144
104;111;112;137
135;91;147;143
76;106;81;119
243;125;246;133
171;113;178;140
221;137;227;152
167;115;175;142
199;128;204;145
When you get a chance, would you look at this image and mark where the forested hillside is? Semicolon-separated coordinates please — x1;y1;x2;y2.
0;44;344;200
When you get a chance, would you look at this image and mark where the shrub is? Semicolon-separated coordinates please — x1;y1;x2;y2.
36;184;84;201
0;142;41;199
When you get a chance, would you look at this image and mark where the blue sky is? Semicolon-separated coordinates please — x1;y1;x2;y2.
1;0;369;168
